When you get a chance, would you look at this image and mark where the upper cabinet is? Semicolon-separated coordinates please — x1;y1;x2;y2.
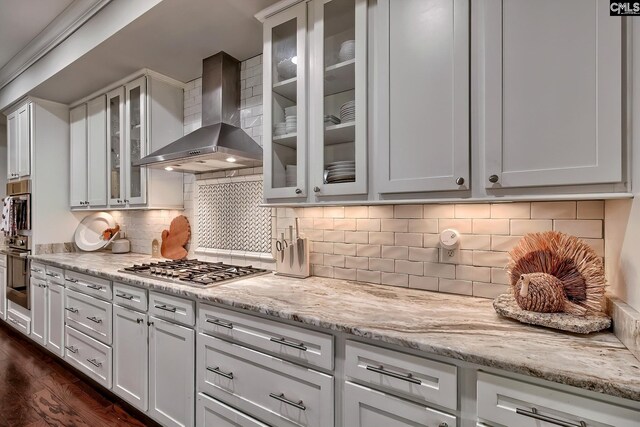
6;102;31;180
263;0;368;201
376;0;469;194
69;72;185;211
479;0;621;189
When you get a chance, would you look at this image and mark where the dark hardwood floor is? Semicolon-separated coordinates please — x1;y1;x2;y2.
0;321;157;427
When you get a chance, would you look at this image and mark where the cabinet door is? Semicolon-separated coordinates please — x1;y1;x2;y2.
263;2;308;199
124;77;147;206
113;305;148;411
87;95;107;206
6;111;17;179
17;103;30;178
46;283;64;357
149;316;194;427
309;0;367;197
107;87;126;207
481;0;621;188
70;104;88;207
30;279;47;346
376;0;469;194
343;382;457;427
0;266;6;321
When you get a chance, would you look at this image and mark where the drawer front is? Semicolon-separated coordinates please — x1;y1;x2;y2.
149;291;194;326
477;372;640;427
65;270;112;300
65;289;112;345
197;333;333;427
199;304;334;370
113;282;147;312
344;381;457;427
45;265;65;285
30;262;46;280
197;393;270;427
345;340;457;410
64;326;112;389
6;309;30;335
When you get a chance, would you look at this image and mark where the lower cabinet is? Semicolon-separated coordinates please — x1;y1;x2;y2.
113;305;148;411
149;316;195;427
64;325;112;388
30;278;47;346
343;381;457;427
46;282;65;357
0;262;6;321
197;393;269;427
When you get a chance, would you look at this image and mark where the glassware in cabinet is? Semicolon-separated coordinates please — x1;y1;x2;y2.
107;87;125;206
124;76;147;205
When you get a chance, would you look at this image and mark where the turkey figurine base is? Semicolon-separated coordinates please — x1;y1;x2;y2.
493;294;611;334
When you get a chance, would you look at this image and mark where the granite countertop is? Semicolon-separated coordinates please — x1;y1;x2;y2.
31;252;640;402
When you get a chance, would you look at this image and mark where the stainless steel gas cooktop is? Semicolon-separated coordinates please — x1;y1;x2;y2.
120;259;268;287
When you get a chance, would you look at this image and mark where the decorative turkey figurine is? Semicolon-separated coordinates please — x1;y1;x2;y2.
161;215;191;260
507;231;606;316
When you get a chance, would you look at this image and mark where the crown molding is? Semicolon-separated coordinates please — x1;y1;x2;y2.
0;0;112;91
254;0;306;23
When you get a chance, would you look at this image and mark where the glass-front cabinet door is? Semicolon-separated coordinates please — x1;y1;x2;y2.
263;2;307;199
310;0;367;197
107;87;125;206
124;76;147;205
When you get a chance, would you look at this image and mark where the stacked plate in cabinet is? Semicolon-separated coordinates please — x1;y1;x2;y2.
325;161;355;184
285;164;297;187
338;40;356;62
340;100;355;123
274;106;297;137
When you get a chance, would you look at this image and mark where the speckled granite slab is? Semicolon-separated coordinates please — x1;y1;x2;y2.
608;296;640;362
30;252;640;402
493;294;612;334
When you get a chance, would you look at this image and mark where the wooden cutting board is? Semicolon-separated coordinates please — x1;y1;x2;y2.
161;215;191;260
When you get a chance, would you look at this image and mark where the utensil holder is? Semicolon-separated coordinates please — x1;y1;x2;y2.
275;237;310;278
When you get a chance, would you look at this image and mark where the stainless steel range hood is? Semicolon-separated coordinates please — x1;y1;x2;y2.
134;52;262;173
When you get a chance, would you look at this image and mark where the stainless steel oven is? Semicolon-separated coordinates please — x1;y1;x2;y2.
6;236;30;309
5;179;32;310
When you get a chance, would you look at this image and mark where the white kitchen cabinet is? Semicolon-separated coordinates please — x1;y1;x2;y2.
376;0;469;194
343;381;457;427
6;102;31;180
46;282;65;357
196;393;270;427
107;87;125;207
30;278;47;346
263;2;308;200
480;0;621;189
124;77;147;206
70;104;88;207
113;305;148;411
149;316;195;427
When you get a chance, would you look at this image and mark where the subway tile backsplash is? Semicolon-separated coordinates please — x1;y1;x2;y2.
275;201;605;299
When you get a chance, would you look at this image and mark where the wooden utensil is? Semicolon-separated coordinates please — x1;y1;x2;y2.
161;215;191;260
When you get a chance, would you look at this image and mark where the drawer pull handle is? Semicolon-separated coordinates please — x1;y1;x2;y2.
154;304;177;313
270;337;308;351
269;393;306;411
365;365;422;385
7;318;18;325
206;318;233;329
116;292;134;300
87;284;103;291
86;358;102;368
46;273;59;278
66;278;78;283
65;345;78;354
31;268;43;273
65;307;79;314
86;316;102;324
206;366;234;380
516;408;586;427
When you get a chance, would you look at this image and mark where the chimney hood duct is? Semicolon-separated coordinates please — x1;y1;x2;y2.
134;52;262;173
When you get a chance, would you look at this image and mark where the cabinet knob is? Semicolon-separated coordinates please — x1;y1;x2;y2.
147;321;154;326
488;174;499;183
295;188;302;195
455;177;465;186
313;186;320;193
124;199;129;203
136;318;143;324
439;423;449;427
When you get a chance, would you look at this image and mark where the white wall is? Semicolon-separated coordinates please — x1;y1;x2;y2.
605;19;640;312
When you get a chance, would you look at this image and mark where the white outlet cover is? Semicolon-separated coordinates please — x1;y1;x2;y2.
440;228;460;249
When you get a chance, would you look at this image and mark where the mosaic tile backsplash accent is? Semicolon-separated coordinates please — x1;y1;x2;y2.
275;201;605;299
198;179;271;254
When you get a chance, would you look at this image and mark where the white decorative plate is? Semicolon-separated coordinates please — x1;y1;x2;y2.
74;212;116;252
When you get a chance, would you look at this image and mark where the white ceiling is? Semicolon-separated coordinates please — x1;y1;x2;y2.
30;0;276;104
0;0;74;68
